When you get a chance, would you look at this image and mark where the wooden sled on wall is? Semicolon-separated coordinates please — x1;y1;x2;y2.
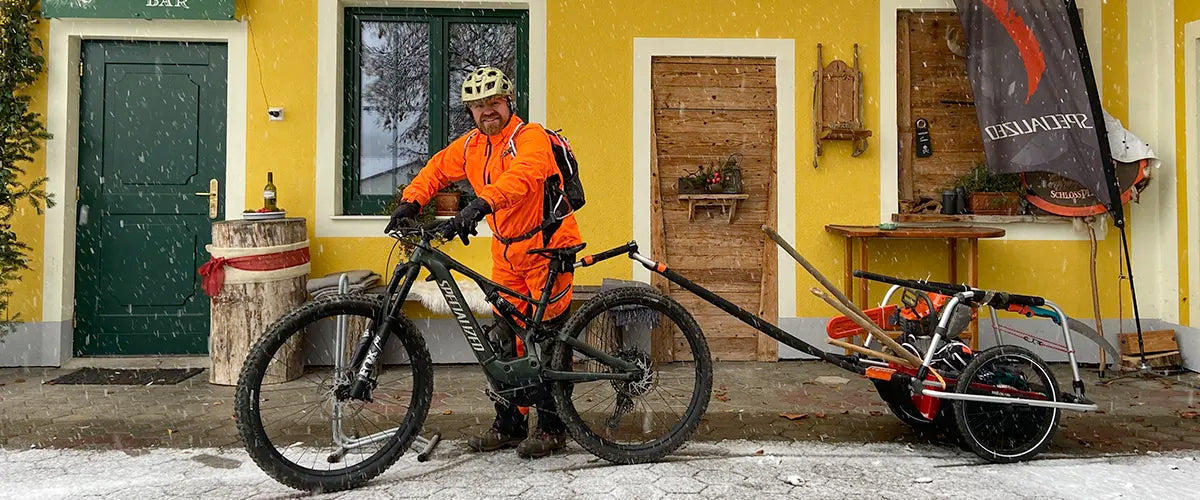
813;43;871;168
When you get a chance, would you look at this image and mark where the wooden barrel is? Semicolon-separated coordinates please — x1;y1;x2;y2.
207;218;309;385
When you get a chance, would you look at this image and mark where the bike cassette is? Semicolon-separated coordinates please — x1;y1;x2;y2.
610;348;654;399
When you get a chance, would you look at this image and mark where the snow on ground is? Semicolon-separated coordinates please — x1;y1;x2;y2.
2;440;1198;499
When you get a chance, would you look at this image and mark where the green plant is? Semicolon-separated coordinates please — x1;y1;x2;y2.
439;182;463;194
680;157;744;193
679;164;714;189
954;163;1022;194
0;1;54;337
382;184;438;256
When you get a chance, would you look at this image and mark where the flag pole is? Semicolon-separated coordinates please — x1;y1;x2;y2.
1063;0;1147;367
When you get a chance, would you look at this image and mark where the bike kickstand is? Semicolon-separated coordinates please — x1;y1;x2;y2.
410;432;442;462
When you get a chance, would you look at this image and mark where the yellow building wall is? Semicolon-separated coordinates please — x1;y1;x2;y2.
551;0;1132;320
10;18;50;323
10;0;1137;326
1177;2;1200;326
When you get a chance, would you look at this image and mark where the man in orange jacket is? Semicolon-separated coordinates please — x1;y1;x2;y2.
384;67;582;458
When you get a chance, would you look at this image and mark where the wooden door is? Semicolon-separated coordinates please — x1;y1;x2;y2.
650;56;778;362
75;41;228;355
897;11;986;206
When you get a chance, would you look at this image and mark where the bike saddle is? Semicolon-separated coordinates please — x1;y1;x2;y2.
526;243;586;260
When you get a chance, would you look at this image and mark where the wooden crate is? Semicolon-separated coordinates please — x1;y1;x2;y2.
1117;330;1177;356
1117;330;1181;370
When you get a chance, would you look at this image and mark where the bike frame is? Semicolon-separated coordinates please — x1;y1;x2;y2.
347;234;639;400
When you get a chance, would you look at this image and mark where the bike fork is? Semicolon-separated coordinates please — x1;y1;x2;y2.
327;296;442;463
329;265;443;463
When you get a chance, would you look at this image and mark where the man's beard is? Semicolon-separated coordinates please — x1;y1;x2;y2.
477;113;507;135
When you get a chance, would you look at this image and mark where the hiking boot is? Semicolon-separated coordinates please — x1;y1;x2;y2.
466;427;525;452
516;431;567;459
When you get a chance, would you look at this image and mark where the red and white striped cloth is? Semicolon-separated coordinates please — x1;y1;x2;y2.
197;240;310;297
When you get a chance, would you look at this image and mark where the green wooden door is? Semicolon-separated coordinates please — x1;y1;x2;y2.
75;41;227;355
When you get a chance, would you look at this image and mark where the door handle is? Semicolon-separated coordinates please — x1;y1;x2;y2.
194;178;219;219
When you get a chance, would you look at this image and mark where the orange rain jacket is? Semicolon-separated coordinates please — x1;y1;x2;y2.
401;115;584;274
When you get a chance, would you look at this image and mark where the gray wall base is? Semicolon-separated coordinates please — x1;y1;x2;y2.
0;321;71;367
7;316;1196;372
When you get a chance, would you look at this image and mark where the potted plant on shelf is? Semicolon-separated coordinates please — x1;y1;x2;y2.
718;153;744;194
677;164;711;195
434;183;463;216
955;163;1024;215
383;184;439;224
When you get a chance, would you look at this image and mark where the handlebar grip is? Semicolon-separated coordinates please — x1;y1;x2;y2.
852;270;910;287
995;293;1045;308
579;241;637;267
852;270;968;295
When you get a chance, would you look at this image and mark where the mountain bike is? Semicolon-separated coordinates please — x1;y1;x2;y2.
234;222;712;492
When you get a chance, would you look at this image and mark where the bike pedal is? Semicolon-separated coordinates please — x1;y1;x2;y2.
411;432;442;462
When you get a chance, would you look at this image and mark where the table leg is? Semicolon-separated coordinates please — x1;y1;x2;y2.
841;237;855;351
843;237;854;305
948;239;958;284
968;237;979;351
857;238;869;346
857;237;869;311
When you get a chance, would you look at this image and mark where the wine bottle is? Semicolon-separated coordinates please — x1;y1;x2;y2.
264;172;278;211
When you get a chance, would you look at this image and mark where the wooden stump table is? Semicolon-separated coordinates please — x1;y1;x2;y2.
206;218;310;385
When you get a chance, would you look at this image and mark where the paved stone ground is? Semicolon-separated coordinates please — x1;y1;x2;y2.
3;361;1200;456
3;440;1199;499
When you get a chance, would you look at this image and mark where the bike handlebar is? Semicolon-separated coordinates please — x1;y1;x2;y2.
386;219;448;243
578;241;638;267
852;270;1045;308
852;270;967;295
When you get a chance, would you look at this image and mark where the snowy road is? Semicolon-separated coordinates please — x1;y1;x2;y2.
2;440;1198;499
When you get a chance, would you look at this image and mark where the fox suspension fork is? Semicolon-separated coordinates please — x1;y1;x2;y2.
347;259;422;400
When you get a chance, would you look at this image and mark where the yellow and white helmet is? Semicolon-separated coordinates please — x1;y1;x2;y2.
461;66;514;103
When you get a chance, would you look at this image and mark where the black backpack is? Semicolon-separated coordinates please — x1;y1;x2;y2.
543;128;586;212
483;123;585;246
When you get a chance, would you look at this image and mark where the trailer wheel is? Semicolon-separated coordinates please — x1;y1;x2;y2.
953;345;1059;463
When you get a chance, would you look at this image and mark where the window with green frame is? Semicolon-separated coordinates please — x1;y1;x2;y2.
342;7;529;215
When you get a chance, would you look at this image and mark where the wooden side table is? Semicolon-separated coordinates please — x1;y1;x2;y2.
678;194;750;223
824;225;1006;350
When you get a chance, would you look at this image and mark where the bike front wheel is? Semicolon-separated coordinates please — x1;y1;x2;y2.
549;286;712;464
234;295;433;492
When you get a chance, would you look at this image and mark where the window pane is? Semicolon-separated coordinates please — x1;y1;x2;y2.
359;21;430;197
447;22;518;143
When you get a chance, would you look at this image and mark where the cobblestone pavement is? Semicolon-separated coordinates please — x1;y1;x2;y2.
4;361;1200;456
3;440;1198;499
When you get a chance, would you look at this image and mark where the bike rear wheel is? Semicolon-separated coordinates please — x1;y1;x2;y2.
549;286;712;464
235;295;433;492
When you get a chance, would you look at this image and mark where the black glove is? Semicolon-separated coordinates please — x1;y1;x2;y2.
384;201;421;234
436;197;492;245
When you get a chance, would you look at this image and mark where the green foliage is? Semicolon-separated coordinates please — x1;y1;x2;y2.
0;1;54;336
954;163;1022;194
679;154;744;193
382;184;439;257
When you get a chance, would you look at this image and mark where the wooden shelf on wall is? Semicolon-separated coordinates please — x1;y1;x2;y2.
678;194;750;224
891;213;1074;224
